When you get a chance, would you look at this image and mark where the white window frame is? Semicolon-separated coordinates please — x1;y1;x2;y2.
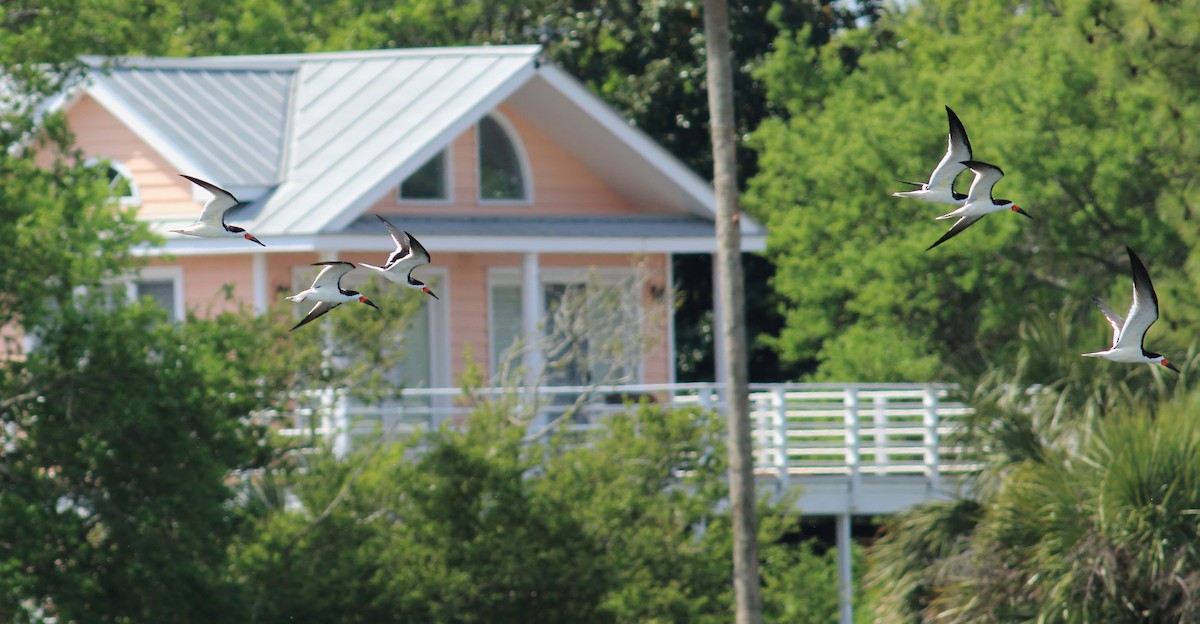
486;266;643;383
128;266;186;322
486;276;523;379
413;266;452;388
289;263;451;389
397;146;454;205
85;157;141;207
475;112;534;205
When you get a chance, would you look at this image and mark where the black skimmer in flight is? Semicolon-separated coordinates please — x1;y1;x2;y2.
171;175;265;246
285;261;380;331
925;160;1032;251
1082;247;1179;372
359;215;438;299
893;106;973;206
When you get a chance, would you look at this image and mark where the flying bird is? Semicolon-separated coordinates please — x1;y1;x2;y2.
925;160;1032;251
893;106;974;206
171;175;265;246
285;261;380;331
1082;247;1179;373
359;215;438;299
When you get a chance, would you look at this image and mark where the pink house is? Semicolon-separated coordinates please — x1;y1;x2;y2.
58;46;766;391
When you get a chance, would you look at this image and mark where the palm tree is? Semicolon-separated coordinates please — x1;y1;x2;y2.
867;304;1200;623
934;402;1200;623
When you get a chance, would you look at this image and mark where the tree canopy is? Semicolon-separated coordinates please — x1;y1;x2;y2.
231;403;861;623
747;0;1200;380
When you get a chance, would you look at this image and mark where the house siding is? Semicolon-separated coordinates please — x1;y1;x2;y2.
177;255;253;315
64;95;197;220
367;105;639;217
327;251;671;384
439;253;496;377
269;253;321;294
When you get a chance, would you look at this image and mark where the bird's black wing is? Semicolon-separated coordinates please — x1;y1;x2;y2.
925;215;983;251
290;301;341;331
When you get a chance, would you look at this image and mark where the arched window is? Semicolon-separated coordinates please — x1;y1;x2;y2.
477;114;529;202
87;158;140;206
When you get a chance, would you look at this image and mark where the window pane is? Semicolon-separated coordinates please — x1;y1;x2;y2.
543;283;589;387
479;117;525;200
395;301;432;388
489;284;522;376
107;166;134;199
399;151;446;200
137;280;176;321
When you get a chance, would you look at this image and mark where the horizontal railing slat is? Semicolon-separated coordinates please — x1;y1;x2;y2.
275;382;981;483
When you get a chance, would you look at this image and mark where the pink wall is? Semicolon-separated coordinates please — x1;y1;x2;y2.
268;252;321;297
366;104;640;217
179;255;253;315
64;95;197;219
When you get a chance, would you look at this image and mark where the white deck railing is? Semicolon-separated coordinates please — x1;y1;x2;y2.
276;382;981;484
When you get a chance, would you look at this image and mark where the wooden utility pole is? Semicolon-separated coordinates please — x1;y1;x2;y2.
702;0;763;622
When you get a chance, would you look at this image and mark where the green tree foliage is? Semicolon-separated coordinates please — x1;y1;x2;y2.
748;0;1200;380
232;403;851;623
0;303;281;622
0;286;425;621
0;137;147;332
866;307;1200;623
0;1;157;330
761;537;871;623
872;397;1200;624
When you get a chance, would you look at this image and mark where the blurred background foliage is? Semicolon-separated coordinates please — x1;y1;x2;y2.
747;0;1200;382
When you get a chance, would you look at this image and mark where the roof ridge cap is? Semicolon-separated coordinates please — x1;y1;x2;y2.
81;45;543;72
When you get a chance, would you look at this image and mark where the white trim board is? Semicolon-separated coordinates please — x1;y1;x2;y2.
135;232;768;257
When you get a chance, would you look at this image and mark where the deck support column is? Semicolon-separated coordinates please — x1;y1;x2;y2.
837;513;854;624
521;253;543;424
317;251;347;455
252;252;268;315
923;387;942;493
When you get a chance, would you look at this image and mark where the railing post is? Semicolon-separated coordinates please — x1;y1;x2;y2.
317;386;334;438
697;384;714;412
843;389;861;509
332;392;350;460
923;387;941;492
771;387;789;489
873;394;889;474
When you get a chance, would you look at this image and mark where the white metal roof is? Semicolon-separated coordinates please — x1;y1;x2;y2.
75;46;766;251
257;47;539;234
83;58;292;187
